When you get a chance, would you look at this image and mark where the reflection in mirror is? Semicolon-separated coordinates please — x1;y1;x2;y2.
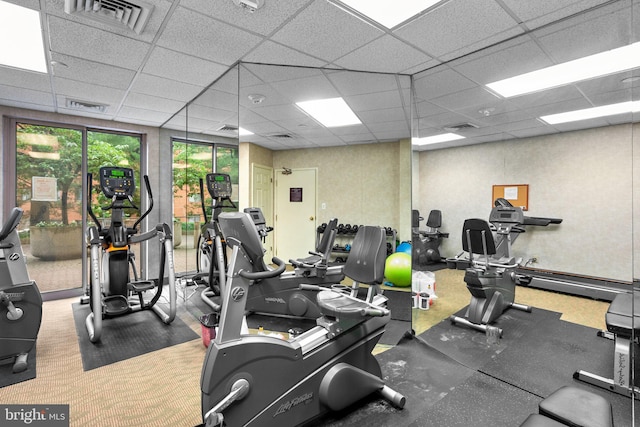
412;1;636;424
237;62;413;336
163;65;240;281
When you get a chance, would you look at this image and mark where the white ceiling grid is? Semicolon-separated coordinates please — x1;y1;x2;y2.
0;0;636;150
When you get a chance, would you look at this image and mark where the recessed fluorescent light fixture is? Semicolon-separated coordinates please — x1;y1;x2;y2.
487;42;640;98
412;133;465;145
0;0;47;73
296;97;361;127
337;0;443;29
540;100;640;125
238;127;254;136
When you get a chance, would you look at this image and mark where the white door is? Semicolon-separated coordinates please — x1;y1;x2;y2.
251;163;274;262
274;168;317;263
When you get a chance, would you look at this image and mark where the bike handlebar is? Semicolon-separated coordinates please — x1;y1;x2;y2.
238;257;286;280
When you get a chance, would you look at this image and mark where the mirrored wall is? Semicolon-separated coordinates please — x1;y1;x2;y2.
162;62;414;332
412;0;637;423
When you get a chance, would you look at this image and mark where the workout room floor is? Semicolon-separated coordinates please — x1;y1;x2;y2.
1;267;628;427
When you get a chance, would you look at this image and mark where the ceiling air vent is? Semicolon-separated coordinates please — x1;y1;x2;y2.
64;0;154;34
443;123;479;132
66;98;108;113
267;133;294;139
216;124;239;133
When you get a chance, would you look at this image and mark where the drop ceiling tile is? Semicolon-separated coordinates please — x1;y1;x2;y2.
327;70;406;96
143;46;229;87
0;67;51;92
430;86;500;111
242;41;328;68
50;53;136;90
54;77;126;106
358;107;409;123
534;2;634;63
452;37;550;84
0;84;53;106
394;0;521;59
157;6;264;65
132;74;203;103
271;0;383;62
180;0;313;36
500;0;611;29
116;106;174;124
333;34;433;73
48;16;151;70
345;90;403;112
269;75;340;103
123;92;185;114
413;67;477;101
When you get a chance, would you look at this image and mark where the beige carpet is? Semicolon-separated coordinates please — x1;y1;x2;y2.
0;270;612;427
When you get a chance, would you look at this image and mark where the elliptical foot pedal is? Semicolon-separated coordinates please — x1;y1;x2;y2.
103;295;129;316
129;280;155;292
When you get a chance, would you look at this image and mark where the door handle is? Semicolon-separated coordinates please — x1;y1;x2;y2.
309;216;314;221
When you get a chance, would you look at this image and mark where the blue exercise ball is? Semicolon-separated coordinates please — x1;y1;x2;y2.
396;242;412;254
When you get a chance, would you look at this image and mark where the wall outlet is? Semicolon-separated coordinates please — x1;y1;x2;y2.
321;202;326;210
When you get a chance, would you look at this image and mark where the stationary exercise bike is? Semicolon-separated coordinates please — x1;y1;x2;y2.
411;209;448;268
84;166;176;343
196;172;345;318
0;207;42;373
200;212;405;427
449;206;532;337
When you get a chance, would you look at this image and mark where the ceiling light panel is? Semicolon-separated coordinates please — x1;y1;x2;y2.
337;0;443;29
0;0;47;73
487;42;640;98
413;133;464;145
296;97;361;127
540;100;640;124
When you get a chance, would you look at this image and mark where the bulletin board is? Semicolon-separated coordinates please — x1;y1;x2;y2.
492;184;529;211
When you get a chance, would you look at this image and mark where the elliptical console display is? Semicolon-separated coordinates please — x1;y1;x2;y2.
100;167;135;199
206;173;233;200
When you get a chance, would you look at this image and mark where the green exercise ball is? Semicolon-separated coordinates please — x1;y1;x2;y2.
385;252;412;287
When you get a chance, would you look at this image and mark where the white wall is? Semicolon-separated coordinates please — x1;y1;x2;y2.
415;123;637;282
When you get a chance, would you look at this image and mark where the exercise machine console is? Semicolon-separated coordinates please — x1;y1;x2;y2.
84;166;176;343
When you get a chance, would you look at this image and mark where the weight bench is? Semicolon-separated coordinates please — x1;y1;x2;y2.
520;386;613;427
574;292;640;398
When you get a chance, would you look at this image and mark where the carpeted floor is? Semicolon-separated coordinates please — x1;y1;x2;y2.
0;268;634;427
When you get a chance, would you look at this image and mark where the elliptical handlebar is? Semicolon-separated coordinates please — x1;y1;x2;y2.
238;257;286;280
132;175;153;232
0;207;23;243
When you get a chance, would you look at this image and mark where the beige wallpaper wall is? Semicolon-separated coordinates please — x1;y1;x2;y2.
415;123;637;282
241;139;412;242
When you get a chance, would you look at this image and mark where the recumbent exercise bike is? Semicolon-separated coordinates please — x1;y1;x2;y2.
200;212;405;426
196;172;344;318
0;207;42;373
83;166;176;343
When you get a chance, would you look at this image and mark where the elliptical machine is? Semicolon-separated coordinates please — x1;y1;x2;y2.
0;207;42;373
84;166;176;343
194;173;237;312
200;212;405;427
449;206;532;337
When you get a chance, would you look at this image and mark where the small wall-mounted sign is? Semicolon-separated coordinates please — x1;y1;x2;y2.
290;187;303;202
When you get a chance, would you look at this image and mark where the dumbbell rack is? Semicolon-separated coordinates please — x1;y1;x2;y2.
317;224;396;264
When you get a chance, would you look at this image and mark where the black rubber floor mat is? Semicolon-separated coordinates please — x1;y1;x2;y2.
0;346;36;388
72;302;199;371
